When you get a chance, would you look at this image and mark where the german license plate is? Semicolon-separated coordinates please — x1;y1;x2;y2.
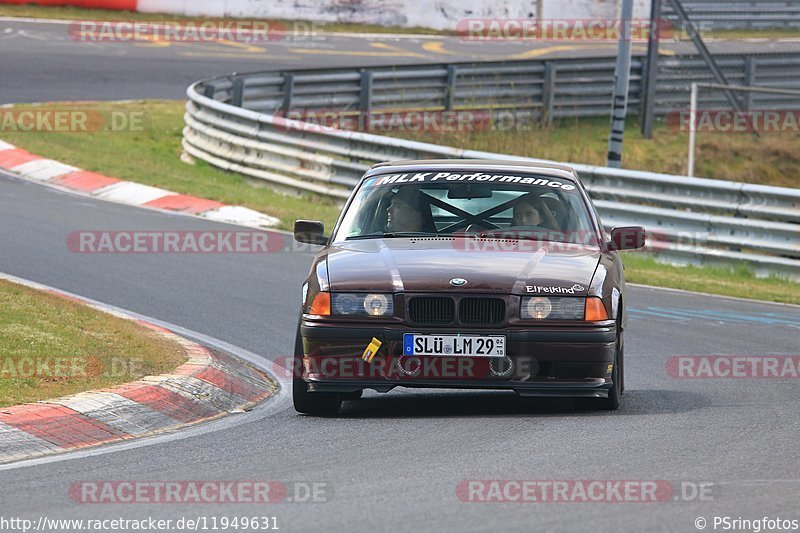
403;334;506;357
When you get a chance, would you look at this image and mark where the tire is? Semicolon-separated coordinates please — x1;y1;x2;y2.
598;326;623;411
292;322;341;416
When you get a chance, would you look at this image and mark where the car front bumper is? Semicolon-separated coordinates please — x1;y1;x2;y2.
299;321;617;398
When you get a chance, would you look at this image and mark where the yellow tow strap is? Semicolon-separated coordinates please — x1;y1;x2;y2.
361;338;382;363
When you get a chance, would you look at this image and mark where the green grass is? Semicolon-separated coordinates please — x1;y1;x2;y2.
0;279;187;407
0;4;449;35
621;254;800;305
2;100;799;305
0;101;343;231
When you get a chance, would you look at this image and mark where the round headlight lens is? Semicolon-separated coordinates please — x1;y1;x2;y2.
559;298;585;318
526;297;552;319
364;294;390;316
336;294;358;314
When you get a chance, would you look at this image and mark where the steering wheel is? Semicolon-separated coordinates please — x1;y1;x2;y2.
464;223;488;233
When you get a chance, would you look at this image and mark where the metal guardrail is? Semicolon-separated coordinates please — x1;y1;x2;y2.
197;55;800;124
662;0;800;29
183;57;800;280
654;54;800;114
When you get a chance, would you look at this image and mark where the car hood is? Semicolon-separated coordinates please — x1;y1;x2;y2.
324;237;600;295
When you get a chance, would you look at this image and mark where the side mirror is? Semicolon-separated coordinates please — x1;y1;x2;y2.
609;226;646;251
294;220;327;245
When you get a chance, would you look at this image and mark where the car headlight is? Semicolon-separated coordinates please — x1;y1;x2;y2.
331;293;394;317
521;297;585;320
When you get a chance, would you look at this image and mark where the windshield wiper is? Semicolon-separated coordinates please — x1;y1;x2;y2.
345;232;439;241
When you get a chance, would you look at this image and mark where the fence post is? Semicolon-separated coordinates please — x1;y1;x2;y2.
687;82;698;177
542;62;556;126
744;57;757;110
360;70;374;130
445;64;458;111
282;73;295;114
203;84;215;99
606;0;635;168
231;78;244;107
641;0;662;138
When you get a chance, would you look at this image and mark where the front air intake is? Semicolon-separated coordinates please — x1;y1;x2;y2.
459;298;506;326
408;297;455;325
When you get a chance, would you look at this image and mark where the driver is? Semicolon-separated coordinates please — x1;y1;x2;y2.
386;188;431;232
512;192;559;229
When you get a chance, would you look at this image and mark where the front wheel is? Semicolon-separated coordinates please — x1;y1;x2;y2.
598;327;623;411
292;323;341;416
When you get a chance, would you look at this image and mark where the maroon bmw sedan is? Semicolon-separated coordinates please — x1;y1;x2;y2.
292;160;645;415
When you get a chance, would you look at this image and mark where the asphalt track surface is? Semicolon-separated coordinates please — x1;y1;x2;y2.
0;16;799;533
0;17;628;103
2;18;799;103
2;170;800;531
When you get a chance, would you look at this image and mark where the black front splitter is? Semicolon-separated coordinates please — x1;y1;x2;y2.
306;379;612;398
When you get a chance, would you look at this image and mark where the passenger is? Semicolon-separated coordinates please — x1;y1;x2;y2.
512;192;560;229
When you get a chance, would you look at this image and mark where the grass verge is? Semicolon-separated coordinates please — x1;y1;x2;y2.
621;254;800;306
1;100;798;305
0;279;187;407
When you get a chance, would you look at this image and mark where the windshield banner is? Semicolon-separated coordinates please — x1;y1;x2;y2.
364;172;578;192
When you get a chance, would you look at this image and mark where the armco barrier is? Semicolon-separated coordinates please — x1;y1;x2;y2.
183;57;800;279
189;55;800;123
662;0;800;30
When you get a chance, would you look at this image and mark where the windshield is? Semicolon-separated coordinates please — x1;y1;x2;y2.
333;170;598;245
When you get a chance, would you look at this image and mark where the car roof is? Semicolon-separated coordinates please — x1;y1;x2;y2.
364;159;579;182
